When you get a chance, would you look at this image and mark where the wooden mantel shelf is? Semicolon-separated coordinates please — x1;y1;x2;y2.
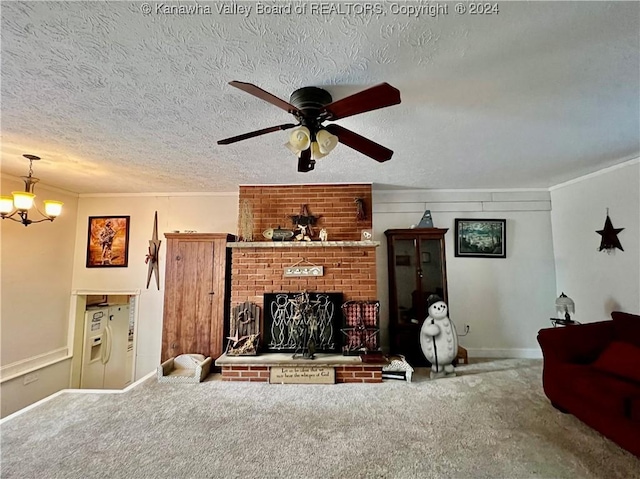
227;241;380;248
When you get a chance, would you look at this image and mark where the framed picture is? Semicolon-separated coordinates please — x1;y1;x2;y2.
455;219;506;258
86;216;130;267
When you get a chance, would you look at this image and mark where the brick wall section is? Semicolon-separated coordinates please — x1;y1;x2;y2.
231;246;377;306
238;184;372;241
221;366;270;382
335;365;383;383
221;365;383;383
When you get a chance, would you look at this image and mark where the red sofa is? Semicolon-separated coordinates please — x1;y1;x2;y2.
537;311;640;457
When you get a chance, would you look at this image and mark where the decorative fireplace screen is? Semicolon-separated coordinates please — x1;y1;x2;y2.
263;292;343;354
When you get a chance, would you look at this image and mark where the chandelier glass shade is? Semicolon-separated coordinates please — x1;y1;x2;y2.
0;154;63;226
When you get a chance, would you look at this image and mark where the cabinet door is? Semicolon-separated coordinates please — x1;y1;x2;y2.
209;239;229;360
418;237;446;305
162;240;215;360
390;238;421;326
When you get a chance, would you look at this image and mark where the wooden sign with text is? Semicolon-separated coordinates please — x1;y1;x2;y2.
269;366;335;384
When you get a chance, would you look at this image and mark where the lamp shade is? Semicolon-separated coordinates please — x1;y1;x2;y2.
0;196;14;214
555;292;575;321
12;191;35;211
316;129;338;154
289;127;311;151
44;200;64;217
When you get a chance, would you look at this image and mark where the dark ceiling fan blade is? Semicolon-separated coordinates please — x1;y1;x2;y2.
229;81;301;115
325;124;394;163
297;148;315;173
321;83;401;121
217;123;297;145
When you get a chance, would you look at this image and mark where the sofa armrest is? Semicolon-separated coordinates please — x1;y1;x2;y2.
537;321;614;364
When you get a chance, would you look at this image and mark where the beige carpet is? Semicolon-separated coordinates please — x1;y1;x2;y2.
1;359;638;478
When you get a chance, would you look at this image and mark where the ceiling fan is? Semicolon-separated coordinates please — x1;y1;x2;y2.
217;81;401;172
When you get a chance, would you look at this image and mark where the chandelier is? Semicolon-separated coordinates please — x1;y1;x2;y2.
0;154;63;226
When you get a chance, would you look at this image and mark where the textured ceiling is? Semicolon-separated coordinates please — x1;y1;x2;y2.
1;1;638;194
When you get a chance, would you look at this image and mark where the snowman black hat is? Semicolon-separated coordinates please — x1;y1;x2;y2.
426;294;444;310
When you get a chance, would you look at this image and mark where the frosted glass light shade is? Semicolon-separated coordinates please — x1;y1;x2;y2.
555;292;575;320
0;196;14;214
289;127;311;151
44;200;64;217
12;191;35;210
316;129;338;154
284;141;300;154
310;142;327;160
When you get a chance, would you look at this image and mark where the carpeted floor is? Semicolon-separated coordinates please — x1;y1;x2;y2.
1;359;638;479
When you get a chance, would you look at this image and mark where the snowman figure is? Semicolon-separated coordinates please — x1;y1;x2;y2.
420;295;459;379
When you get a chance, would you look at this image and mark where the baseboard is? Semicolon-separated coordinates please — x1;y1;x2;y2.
465;348;542;359
65;370;155;395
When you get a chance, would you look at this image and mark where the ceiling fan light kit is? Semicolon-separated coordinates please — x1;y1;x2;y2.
217;81;401;173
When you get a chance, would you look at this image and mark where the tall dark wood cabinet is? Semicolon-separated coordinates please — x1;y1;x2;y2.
161;233;233;362
385;228;449;366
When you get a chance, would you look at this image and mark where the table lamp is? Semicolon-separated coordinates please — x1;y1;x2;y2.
552;293;577;327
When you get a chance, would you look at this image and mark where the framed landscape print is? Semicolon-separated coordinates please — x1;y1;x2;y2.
86;216;130;267
454;219;506;258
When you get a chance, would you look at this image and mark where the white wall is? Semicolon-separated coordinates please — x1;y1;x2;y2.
550;159;640;321
373;189;557;358
71;193;239;379
0;176;78;417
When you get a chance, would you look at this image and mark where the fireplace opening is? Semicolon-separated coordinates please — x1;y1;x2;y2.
263;292;343;357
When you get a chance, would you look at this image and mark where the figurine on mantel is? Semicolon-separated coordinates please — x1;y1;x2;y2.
263;226;294;241
420;295;458;379
290;204;320;238
295;224;311;242
319;228;328;242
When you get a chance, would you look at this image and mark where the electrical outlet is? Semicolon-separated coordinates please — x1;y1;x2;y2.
23;373;39;385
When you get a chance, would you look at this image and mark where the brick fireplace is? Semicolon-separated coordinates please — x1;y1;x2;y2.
230;184;377;307
230;244;377;306
218;183;384;383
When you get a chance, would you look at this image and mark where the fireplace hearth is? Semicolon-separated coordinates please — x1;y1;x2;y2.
263;292;343;356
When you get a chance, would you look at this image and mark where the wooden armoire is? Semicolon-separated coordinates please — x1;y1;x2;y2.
161;233;234;362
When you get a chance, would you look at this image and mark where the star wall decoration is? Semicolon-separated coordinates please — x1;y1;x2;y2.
145;211;161;289
290;204;320;238
596;211;624;253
